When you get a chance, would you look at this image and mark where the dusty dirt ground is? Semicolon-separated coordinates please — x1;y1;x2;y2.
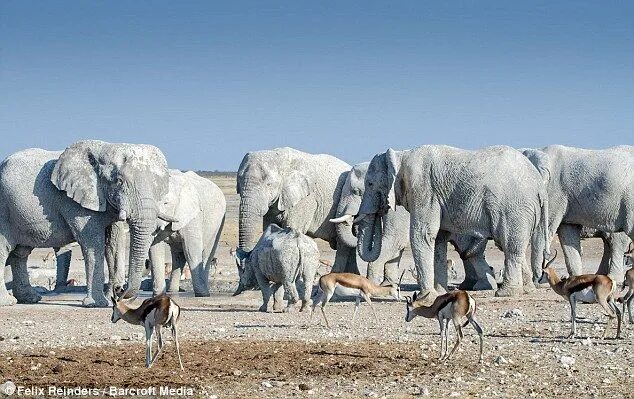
1;175;633;398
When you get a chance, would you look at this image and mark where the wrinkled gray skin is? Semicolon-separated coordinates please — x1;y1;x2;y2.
235;224;320;313
236;147;353;302
356;146;549;298
0;141;170;307
522;145;634;283
58;170;227;297
331;162;496;290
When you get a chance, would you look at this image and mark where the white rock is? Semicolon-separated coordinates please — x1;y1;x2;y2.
559;355;575;368
261;381;273;388
109;335;122;341
22;320;35;326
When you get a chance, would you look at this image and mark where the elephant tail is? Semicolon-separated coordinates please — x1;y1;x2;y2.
539;192;551;257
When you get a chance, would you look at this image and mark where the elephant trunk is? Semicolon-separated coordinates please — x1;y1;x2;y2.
334;217;357;248
357;214;383;263
125;202;158;295
238;196;265;253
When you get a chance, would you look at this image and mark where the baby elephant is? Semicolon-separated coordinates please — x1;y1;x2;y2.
234;224;320;313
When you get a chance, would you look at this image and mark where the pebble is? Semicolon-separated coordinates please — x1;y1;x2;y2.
501;309;523;318
494;355;509;365
559;355;575;368
261;381;273;388
298;383;312;391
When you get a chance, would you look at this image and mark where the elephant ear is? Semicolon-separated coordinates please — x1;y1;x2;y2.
51;140;107;212
278;169;312;212
385;148;400;210
160;173;201;231
521;148;552;185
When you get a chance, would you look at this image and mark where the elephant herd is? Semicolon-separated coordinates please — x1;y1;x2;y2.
0;141;633;308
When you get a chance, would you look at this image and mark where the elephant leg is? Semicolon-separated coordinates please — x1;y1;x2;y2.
495;249;526;297
183;234;209;297
77;229;109;308
149;243;166;296
167;250;186;293
0;235;16;306
598;232;630;282
459;254;497;291
271;283;285;312
433;236;449;293
300;262;318;312
53;246;73;292
283;281;300;313
558;224;583;276
10;246;41;304
255;269;273;312
333;242;359;274
105;223;127;295
366;260;384;285
381;252;403;286
409;211;440;297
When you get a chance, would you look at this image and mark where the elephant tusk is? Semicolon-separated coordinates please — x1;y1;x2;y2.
329;214;354;224
352;213;369;224
157;212;179;223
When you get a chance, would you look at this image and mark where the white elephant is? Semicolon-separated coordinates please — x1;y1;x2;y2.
0;141;171;307
356;145;549;298
236;147;355;298
234;224;320;312
330;162;496;290
103;170;226;297
522;145;634;283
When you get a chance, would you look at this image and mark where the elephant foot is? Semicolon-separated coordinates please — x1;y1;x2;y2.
283;304;296;313
299;300;312;312
495;285;523;297
415;289;438;305
434;284;447;295
272;303;285;313
13;285;42;304
0;293;17;306
82;294;109;308
523;283;537;294
258;304;268;313
194;291;211;297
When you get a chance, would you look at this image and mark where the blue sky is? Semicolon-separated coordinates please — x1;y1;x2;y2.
1;1;633;170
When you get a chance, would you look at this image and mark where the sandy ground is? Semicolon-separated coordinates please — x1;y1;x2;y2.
1;175;633;398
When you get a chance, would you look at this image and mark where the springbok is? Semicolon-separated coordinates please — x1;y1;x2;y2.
539;250;622;339
405;290;483;362
310;272;402;328
110;294;184;370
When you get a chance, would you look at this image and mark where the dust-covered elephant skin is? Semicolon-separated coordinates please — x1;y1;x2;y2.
356;145;549;298
234;224;320;313
522;145;634;283
0;141;170;307
330;162;495;291
236;147;354;292
104;171;226;297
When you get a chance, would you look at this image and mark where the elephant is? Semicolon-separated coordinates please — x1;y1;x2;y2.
234;224;320;312
143;170;226;297
521;145;634;283
330;162;496;290
62;170;227;297
0;140;171;307
355;145;549;298
236;147;355;297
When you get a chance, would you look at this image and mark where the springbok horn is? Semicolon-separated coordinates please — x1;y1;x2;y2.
542;249;558;269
